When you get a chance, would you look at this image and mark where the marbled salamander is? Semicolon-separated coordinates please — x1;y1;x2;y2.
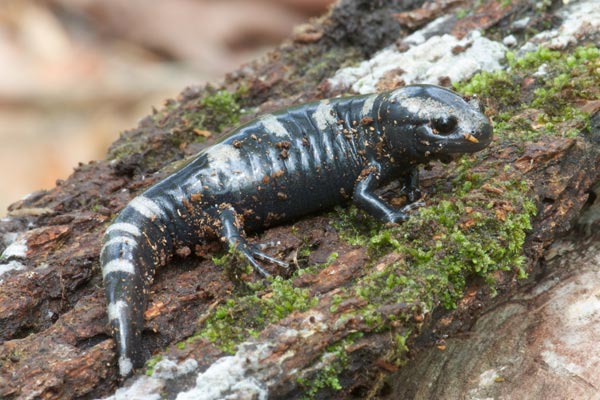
100;84;492;376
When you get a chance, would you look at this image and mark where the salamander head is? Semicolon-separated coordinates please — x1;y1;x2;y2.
379;84;493;163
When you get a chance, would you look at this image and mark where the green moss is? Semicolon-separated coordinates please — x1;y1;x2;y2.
197;90;242;132
456;69;519;108
153;87;245;134
455;44;599;142
346;174;536;310
297;336;358;399
455;8;470;19
145;355;163;376
332;163;534;310
329;294;344;313
326;252;339;264
211;250;235;267
175;89;243;141
332;205;384;247
507;47;562;70
394;332;410;357
90;201;102;213
332;153;535;309
199;276;317;353
295;249;341;278
298;245;312;259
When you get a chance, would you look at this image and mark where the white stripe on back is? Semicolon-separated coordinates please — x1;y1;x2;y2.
105;222;141;237
260;114;289;138
102;259;135;279
130;196;165;219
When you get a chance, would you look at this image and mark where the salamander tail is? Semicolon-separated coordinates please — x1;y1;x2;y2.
100;195;173;377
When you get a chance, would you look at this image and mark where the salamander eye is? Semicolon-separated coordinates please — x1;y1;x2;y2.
432;115;458;134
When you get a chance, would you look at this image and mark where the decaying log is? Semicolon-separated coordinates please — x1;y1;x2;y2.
1;0;599;398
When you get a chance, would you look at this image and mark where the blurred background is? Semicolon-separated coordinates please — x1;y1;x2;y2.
0;0;334;215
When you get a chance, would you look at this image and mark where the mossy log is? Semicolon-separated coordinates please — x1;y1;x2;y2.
1;0;599;398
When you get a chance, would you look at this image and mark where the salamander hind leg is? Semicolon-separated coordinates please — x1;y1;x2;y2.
218;206;289;276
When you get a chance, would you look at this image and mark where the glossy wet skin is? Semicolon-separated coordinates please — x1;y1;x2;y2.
380;85;492;163
170;85;492;228
101;84;493;377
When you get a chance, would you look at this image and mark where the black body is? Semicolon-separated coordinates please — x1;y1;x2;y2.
100;84;493;376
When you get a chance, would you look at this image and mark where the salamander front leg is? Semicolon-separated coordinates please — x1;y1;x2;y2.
218;207;288;276
353;167;420;224
402;166;421;203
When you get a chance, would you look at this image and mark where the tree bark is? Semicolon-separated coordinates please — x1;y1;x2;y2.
0;0;599;398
